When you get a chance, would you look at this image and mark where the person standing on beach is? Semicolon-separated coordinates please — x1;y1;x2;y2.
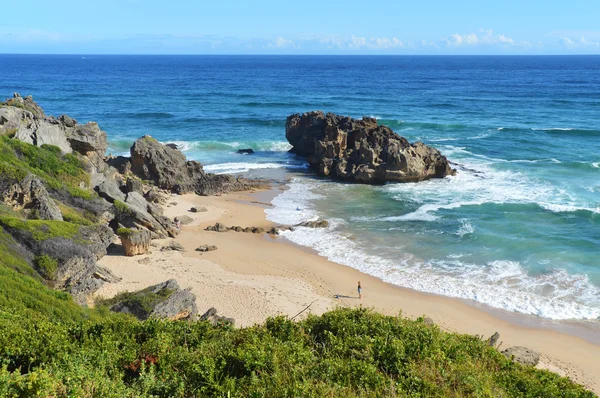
358;281;362;299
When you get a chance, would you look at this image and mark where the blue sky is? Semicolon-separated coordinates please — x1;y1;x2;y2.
1;0;599;54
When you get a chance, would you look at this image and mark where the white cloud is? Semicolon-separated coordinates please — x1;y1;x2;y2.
268;37;295;48
559;36;599;49
444;29;519;47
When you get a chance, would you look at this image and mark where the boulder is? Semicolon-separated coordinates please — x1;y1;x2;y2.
205;223;228;233
118;228;151;256
124;177;143;194
190;206;207;213
161;241;184;252
285;111;455;184
502;346;540;366
2;175;63;221
200;307;235;327
487;332;500;347
196;245;217;252
96;179;126;203
130;135;264;196
297;219;329;228
178;215;194;225
236;148;254;154
109;279;198;321
66;122;108;157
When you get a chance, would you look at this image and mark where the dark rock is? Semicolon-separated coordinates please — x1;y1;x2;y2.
161;241;185;252
196;245;217;252
130;135;265;196
105;156;132;175
236;148;254;154
118;228;151;256
109;279;198;321
232;226;243;232
285;111;455;184
502;346;540;366
205;223;228;233
487;332;500;347
297;219;329;228
243;227;252;233
124;177;143;194
165;143;178;149
190;206;207;213
252;227;266;234
200;307;235;327
145;188;167;205
267;227;280;235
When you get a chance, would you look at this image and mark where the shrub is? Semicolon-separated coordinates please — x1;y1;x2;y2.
34;254;58;279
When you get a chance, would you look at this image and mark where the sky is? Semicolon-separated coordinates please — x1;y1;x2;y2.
1;0;599;55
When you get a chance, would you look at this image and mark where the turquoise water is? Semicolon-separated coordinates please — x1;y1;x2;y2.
1;55;599;319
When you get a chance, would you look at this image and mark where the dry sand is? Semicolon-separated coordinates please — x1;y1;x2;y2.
96;188;600;393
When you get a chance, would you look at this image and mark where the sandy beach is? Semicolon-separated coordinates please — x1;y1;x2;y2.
96;187;600;393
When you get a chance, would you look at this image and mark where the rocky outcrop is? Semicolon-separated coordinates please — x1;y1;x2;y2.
108;279;198;321
502;346;540;366
118;228;151;256
196;245;217;252
130;135;265;196
297;219;329;228
200;307;235;327
286;111;455;184
2;175;63;221
237;148;254;154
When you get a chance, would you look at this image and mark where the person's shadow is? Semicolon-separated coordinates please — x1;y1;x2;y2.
333;294;359;299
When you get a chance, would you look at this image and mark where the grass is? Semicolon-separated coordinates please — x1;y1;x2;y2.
0;216;81;241
34;255;58;280
56;202;95;226
0;307;594;397
0;136;92;197
114;200;133;215
116;227;133;236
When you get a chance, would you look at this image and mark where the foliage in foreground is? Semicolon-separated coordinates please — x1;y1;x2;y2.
0;307;594;398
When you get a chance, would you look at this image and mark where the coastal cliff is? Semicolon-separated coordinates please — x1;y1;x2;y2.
286;111;455;183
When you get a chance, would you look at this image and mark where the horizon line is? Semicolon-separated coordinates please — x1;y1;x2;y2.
1;52;600;57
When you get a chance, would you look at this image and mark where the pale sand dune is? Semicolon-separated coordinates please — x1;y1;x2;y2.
96;189;600;393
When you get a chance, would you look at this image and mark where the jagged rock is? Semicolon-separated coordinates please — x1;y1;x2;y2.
178;215;194;225
161;241;184;252
297;219;329;228
2;175;63;221
196;245;217;252
125;191;148;211
252;227;265;234
165;143;178;149
58;114;77;127
114;196;176;239
190;206;207;213
96;179;126;203
0;220;118;304
286;111;455;184
118;228;151;256
205;223;228;232
200;307;235;327
130;135;264;196
109;279;198;321
66;122;108;156
105;155;131;174
145;188;167;205
487;332;500;347
124;177;143;194
502;346;540;366
237;148;254;154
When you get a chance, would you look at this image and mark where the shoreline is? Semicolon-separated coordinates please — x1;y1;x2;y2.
96;186;600;393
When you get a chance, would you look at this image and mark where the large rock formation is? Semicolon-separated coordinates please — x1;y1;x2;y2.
2;175;63;221
286;111;455;183
118;228;151;256
130;135;264;195
107;279;198;321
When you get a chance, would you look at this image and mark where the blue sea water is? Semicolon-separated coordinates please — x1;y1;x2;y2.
1;54;599;320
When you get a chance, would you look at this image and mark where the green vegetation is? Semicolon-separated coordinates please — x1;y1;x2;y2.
0;227;97;323
114;200;133;215
0;216;81;241
56;202;95;226
96;285;175;318
0;308;593;397
34;255;58;280
0;135;92;196
0;128;18;138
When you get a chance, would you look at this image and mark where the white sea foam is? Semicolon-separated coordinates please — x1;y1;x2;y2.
203;162;305;174
456;219;475;237
592;162;600;169
532;127;574;131
265;178;600;320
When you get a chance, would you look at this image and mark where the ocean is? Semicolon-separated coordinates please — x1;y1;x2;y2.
1;54;599;321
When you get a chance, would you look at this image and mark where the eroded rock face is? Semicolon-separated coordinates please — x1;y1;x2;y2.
118;228;151;256
502;346;540;366
286;111;455;184
109;279;198;321
130;135;265;196
2;175;63;221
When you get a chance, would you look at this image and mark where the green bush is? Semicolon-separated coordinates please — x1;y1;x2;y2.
0;307;594;397
34;255;58;280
